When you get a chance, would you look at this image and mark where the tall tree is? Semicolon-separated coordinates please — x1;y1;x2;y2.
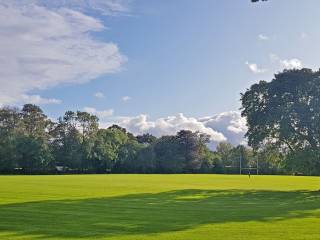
241;69;320;152
20;104;51;138
51;111;83;170
241;68;320;175
16;104;53;172
90;126;132;172
153;135;185;173
0;107;21;171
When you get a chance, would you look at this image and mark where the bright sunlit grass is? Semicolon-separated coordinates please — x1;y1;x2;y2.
0;174;319;240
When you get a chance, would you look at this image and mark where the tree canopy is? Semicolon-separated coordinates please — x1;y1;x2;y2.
241;68;320;175
0;105;225;174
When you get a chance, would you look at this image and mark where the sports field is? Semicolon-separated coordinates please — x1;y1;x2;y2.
0;174;319;240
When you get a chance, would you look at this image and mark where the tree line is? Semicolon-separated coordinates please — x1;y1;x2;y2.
0;104;284;175
0;68;319;175
0;105;222;174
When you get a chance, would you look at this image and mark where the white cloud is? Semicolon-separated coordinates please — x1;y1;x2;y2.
3;0;129;16
94;92;105;99
270;54;303;69
101;111;248;148
122;96;131;102
111;113;227;143
83;107;114;119
258;34;269;41
0;1;127;106
20;94;62;105
245;62;267;74
199;111;247;146
280;58;303;69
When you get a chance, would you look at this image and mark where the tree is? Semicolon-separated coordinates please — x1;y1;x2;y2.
16;135;53;173
176;130;200;171
0;107;21;172
0;105;55;173
241;68;320;175
284;148;320;176
151;131;213;173
20;104;52;138
116;140;145;173
136;133;157;145
76;111;99;141
255;143;284;174
216;142;235;172
132;145;157;173
18;104;53;172
90;127;133;172
153;135;185;173
51;111;84;170
241;69;320;152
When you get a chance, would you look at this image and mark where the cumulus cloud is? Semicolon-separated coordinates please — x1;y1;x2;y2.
258;34;269;41
100;111;248;148
20;94;62;105
122;96;131;102
94;92;105;99
245;62;267;74
0;1;127;105
83;107;114;119
2;0;129;16
270;54;303;69
199;111;247;146
280;58;303;69
112;113;227;143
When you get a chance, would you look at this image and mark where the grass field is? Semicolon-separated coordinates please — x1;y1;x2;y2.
0;174;319;240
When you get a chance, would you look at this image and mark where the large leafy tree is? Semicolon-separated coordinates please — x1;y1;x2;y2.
17;104;54;172
152;130;213;173
16;136;53;172
241;68;320;153
51;111;81;169
241;69;320;173
90;126;134;172
0;107;21;171
176;130;211;172
153;135;185;173
20;104;52;138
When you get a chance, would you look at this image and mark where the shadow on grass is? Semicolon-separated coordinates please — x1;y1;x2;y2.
0;189;319;239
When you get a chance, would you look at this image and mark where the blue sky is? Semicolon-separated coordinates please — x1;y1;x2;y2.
1;0;319;145
42;0;319;117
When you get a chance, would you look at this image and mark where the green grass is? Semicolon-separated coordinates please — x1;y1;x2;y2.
0;174;319;240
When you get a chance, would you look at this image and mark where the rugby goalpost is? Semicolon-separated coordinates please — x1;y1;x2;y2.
239;152;259;175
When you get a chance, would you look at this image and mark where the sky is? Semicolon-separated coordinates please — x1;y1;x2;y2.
1;0;319;146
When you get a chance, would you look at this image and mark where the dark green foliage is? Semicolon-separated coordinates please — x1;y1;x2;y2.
16;135;53;173
0;105;216;174
136;133;157;144
284;149;320;176
241;69;320;151
241;69;320;175
254;144;285;174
